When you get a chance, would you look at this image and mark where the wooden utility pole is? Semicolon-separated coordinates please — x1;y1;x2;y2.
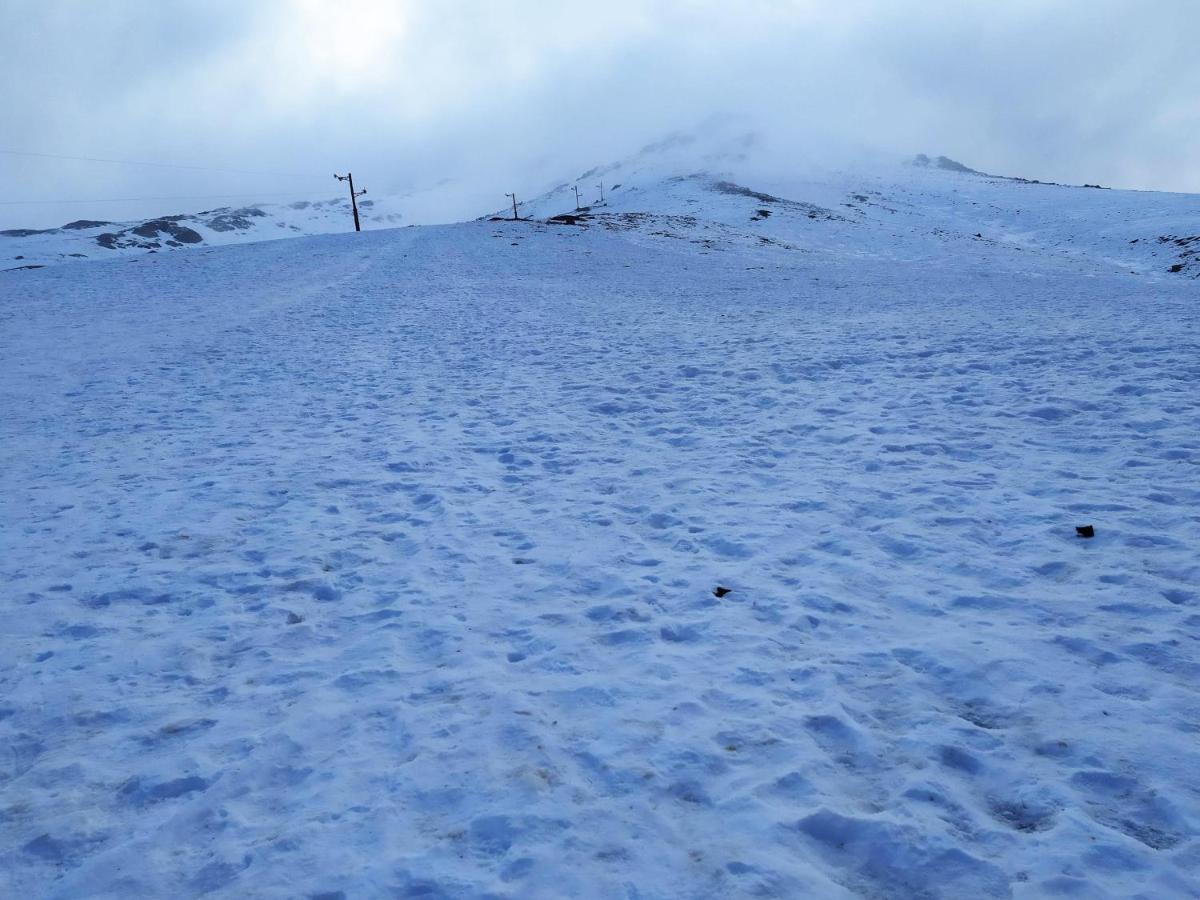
334;172;367;232
573;185;582;210
506;192;519;221
596;180;604;203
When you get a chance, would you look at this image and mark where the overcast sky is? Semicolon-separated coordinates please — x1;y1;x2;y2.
3;0;1198;228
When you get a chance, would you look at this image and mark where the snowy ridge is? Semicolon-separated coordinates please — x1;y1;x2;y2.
497;140;1200;281
1;196;404;271
6;129;1200;280
1;146;1199;898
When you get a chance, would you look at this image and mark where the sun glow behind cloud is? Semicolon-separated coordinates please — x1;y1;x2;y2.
287;0;410;90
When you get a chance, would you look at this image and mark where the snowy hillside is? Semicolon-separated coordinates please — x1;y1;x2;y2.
2;152;1199;899
503;138;1200;281
1;195;405;271
8;131;1199;281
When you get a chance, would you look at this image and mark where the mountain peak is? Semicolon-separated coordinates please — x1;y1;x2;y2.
911;154;984;175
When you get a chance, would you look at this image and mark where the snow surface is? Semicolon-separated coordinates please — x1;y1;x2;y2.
2;160;1199;899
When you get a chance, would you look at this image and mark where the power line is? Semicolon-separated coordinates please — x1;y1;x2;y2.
0;148;326;179
0;192;334;206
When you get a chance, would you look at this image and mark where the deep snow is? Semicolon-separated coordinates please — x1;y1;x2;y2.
1;162;1198;899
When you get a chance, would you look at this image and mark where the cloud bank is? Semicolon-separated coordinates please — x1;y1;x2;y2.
3;0;1198;227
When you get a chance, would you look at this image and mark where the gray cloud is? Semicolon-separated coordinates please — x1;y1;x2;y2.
3;0;1198;228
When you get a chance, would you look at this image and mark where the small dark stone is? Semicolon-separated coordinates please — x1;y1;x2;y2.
713;586;732;598
286;611;304;625
1075;525;1095;538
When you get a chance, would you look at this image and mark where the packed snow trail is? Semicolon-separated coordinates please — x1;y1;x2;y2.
2;206;1198;898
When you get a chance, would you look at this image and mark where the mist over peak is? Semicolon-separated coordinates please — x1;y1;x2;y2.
4;1;1198;230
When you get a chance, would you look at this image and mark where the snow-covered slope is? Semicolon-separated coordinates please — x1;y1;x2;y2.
1;195;405;271
1;153;1198;899
500;139;1200;281
8;131;1199;281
